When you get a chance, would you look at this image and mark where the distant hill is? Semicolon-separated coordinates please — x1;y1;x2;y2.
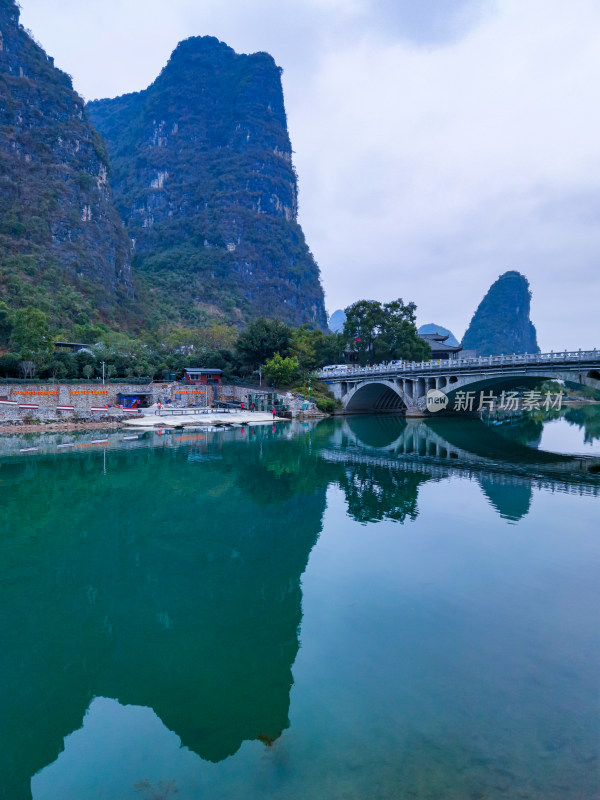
88;36;327;330
461;271;540;356
328;309;346;333
0;0;132;327
418;324;460;347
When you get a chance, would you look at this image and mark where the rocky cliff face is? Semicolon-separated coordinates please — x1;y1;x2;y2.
461;271;540;356
88;36;327;329
0;0;132;314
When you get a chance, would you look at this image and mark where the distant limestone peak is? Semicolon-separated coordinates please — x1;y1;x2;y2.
328;309;346;333
461;271;540;356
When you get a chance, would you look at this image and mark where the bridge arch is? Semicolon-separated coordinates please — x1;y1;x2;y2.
320;351;600;415
443;371;599;401
345;381;408;414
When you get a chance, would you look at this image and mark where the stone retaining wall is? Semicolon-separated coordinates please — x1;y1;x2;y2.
0;381;317;423
0;382;160;422
0;381;156;408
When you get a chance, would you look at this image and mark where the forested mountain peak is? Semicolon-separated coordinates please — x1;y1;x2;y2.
461;271;540;356
88;35;327;329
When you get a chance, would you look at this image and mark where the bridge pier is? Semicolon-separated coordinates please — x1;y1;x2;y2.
405;407;427;418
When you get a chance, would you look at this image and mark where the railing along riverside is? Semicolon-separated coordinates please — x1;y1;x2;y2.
317;349;600;380
154;407;231;417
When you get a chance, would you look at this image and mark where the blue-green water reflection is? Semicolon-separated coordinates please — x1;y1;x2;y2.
0;413;598;799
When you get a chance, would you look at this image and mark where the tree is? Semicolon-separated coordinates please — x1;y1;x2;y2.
51;351;76;379
342;300;384;362
314;331;345;367
0;353;21;377
0;301;13;348
343;299;431;365
20;360;36;379
200;324;237;351
236;318;292;372
134;362;150;378
11;307;53;372
375;299;432;362
75;350;95;378
93;332;144;378
49;360;68;380
290;326;318;373
263;352;300;387
289;326;345;372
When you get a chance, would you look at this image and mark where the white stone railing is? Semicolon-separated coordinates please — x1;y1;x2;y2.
317;349;600;380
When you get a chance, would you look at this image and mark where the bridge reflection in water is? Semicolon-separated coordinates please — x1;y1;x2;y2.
320;414;600;522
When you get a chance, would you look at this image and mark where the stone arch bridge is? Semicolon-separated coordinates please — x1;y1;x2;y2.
317;350;600;415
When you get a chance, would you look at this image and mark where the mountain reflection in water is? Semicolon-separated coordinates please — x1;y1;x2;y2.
0;413;598;799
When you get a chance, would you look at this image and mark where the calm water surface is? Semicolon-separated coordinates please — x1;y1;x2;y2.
1;410;599;800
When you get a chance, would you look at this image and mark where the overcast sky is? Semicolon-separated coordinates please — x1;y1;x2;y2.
18;0;600;349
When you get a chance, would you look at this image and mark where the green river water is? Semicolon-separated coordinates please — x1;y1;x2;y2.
0;408;599;800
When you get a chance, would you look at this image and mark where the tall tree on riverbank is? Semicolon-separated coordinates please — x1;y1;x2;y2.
236;318;293;372
11;307;53;372
343;300;431;365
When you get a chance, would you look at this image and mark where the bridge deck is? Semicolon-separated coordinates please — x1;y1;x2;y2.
318;349;600;381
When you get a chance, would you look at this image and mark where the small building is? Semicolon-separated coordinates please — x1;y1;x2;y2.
117;391;154;409
419;332;463;360
183;368;223;385
54;341;94;355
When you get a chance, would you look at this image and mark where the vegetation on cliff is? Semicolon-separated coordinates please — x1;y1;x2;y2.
0;13;328;350
461;271;540;356
0;0;132;331
88;36;327;330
